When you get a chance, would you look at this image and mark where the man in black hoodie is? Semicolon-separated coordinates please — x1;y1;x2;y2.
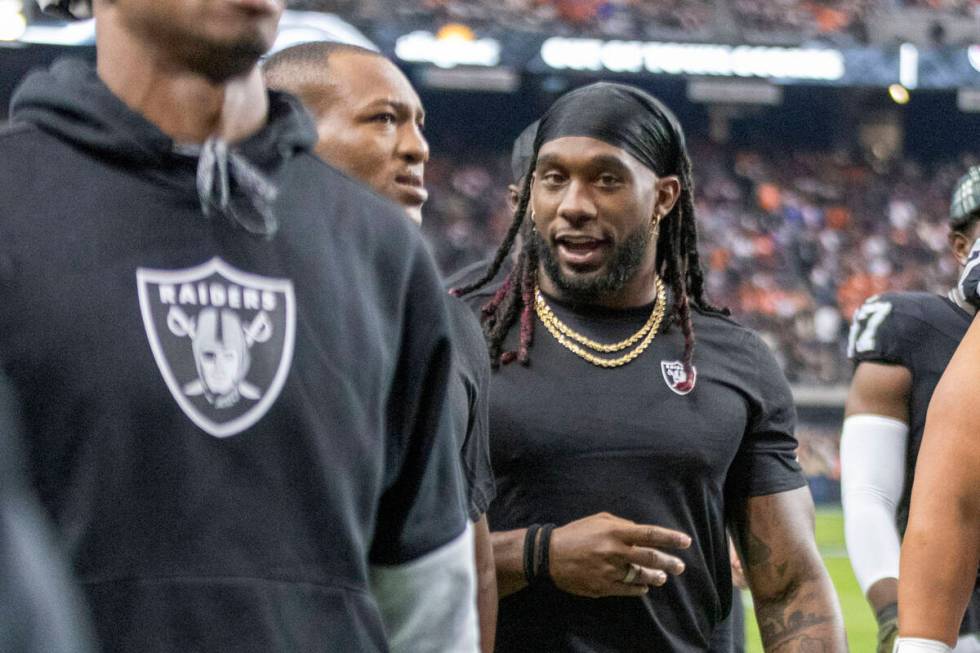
1;1;477;651
264;41;499;653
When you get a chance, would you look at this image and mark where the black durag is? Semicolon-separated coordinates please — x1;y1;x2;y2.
530;82;686;179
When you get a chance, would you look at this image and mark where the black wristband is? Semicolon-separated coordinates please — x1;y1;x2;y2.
876;602;898;625
536;523;556;584
523;524;541;585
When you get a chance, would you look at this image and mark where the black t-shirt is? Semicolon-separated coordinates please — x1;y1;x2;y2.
0;68;467;652
460;286;805;652
847;290;980;632
446;296;496;521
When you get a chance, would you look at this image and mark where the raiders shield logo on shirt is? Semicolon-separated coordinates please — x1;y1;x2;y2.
661;360;696;396
137;257;296;438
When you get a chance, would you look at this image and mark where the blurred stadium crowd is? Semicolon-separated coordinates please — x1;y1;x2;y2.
291;0;980;44
420;141;978;385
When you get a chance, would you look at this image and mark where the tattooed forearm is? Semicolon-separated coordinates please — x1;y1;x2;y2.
736;489;846;653
752;556;841;652
756;593;834;652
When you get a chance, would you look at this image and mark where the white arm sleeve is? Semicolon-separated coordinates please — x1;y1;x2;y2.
840;413;908;594
370;523;479;653
895;638;953;653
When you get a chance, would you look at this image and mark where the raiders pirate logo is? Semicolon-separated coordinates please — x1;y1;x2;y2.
137;258;296;438
661;360;696;396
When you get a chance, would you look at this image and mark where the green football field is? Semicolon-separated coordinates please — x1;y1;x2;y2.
743;507;876;652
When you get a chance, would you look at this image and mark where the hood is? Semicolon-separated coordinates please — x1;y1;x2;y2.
10;58;317;236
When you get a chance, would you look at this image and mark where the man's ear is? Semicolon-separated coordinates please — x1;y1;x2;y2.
655;175;681;218
507;184;521;213
950;230;974;266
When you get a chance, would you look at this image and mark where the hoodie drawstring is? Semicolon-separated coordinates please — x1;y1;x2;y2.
196;137;279;237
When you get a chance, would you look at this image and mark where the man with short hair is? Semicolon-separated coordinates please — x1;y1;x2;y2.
264;41;498;652
1;1;477;651
454;81;846;651
842;165;980;653
263;42;429;223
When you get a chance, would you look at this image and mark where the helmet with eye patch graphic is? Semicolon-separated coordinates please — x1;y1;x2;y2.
167;306;272;409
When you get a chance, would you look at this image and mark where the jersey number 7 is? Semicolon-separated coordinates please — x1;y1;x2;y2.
847;300;893;358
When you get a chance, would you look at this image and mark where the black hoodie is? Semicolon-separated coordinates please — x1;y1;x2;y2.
0;367;96;653
0;59;467;651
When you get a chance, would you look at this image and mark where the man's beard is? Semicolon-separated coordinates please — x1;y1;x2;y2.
531;224;651;304
181;37;271;82
128;9;276;82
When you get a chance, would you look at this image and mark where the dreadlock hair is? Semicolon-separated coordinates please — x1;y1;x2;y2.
453;84;727;374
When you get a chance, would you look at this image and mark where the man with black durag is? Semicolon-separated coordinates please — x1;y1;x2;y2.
453;82;846;652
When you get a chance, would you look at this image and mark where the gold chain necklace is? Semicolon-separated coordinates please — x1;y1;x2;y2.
534;276;666;368
535;277;664;352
